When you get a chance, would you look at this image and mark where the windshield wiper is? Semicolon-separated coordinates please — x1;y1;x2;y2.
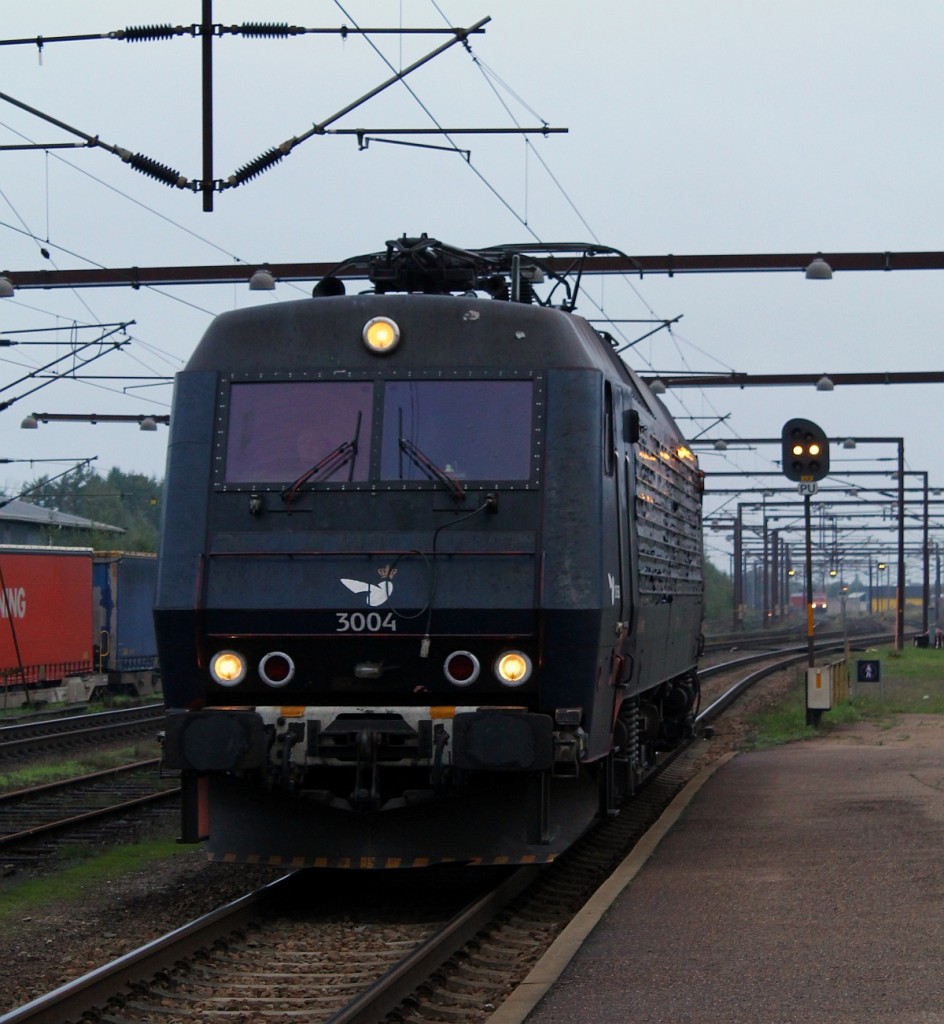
398;436;465;503
282;413;362;504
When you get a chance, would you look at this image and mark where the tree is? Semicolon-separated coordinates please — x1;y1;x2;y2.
25;466;162;552
702;558;733;629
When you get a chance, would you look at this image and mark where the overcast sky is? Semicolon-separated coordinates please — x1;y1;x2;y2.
2;2;943;572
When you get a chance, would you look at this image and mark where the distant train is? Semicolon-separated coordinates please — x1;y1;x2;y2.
0;547;160;706
158;237;705;868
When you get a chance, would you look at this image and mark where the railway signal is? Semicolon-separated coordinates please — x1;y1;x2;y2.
780;417;831;711
781;418;830;482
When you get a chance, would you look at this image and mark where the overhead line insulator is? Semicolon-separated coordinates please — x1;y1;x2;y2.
232;23;304;38
118;24;189;42
227;148;286;186
127;153;188;188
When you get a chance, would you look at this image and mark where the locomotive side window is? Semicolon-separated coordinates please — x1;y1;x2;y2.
380;380;534;482
223;381;373;484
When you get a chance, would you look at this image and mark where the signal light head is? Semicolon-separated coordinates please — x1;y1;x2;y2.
781;418;830;482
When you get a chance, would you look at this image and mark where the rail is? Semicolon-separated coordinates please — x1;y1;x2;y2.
0;644;867;1024
0;704;164;758
0;760;178;851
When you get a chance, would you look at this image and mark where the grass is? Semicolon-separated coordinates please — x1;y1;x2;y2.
0;838;188;922
0;740;162;794
0;693;154;717
742;643;944;749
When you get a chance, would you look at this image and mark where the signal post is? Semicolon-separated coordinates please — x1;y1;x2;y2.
781;419;830;721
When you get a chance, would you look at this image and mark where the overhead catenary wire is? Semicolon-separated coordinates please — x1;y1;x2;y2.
0;88;189;188
0;2;819;512
0;22;489;48
1;17;499;197
0;117;249;265
333;0;543;244
0;324;131;410
426;1;708;372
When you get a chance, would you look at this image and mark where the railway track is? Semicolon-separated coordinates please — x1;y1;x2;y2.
702;620;899;653
1;759;711;1024
0;643;832;876
0;704;91;726
0;650;813;1024
0;704;164;760
0;761;180;868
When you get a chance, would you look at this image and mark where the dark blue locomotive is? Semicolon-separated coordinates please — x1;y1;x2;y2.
158;238;704;868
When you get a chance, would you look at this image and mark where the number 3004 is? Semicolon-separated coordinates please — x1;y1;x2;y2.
335;612;397;632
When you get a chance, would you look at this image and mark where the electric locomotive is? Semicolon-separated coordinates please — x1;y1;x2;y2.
158;237;704;868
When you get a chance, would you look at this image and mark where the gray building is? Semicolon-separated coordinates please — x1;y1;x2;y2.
0;498;124;546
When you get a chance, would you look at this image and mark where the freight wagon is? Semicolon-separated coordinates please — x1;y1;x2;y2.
0;546;160;708
92;552;162;694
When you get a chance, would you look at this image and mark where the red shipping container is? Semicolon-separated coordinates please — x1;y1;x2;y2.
0;547;93;685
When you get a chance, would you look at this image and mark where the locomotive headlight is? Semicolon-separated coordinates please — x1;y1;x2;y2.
210;650;246;687
494;650;532;686
363;316;400;354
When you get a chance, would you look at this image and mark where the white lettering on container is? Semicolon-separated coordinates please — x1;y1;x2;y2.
0;587;26;619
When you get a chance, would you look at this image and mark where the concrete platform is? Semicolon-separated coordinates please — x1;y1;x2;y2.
490;718;944;1023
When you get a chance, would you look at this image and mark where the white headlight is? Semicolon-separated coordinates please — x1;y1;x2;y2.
494;650;532;686
210;650;246;686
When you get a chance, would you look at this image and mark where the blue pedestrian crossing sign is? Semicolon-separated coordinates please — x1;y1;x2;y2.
856;659;881;683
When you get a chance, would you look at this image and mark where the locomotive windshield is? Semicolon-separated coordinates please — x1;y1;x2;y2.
380;380;533;482
220;377;536;486
224;381;373;484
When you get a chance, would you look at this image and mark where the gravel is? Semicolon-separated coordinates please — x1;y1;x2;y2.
0;847;286;1011
0;666;806;1015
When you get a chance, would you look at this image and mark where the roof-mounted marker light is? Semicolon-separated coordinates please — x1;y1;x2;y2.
363;316;400;354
